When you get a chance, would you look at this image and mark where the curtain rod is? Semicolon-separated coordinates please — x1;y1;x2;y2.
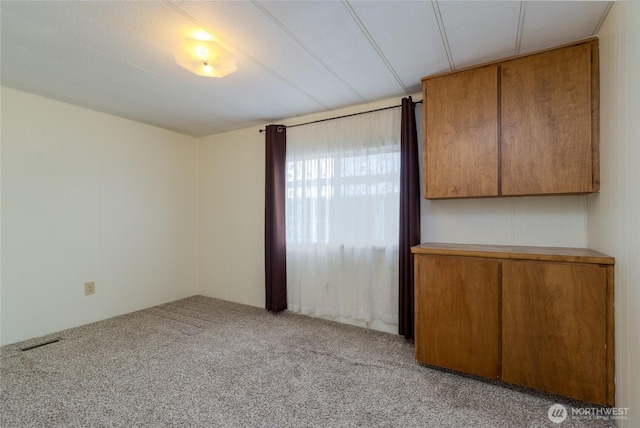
259;99;422;133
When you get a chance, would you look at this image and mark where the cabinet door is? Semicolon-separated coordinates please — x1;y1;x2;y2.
501;43;594;195
502;260;609;405
424;65;499;199
415;255;499;379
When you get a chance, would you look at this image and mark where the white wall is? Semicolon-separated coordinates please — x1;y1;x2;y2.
589;2;640;423
1;87;198;345
197;126;266;309
198;96;588;334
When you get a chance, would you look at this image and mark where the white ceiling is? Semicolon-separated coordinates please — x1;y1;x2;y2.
0;1;613;138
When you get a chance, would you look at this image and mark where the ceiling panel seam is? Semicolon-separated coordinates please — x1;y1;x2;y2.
251;0;367;104
163;0;331;111
430;0;455;71
341;0;409;95
593;2;614;35
514;1;526;55
2;1;612;137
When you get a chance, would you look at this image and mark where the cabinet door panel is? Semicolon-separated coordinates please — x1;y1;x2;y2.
502;260;608;404
501;43;593;195
415;255;499;379
424;65;499;199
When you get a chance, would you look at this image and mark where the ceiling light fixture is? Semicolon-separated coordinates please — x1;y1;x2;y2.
174;38;237;78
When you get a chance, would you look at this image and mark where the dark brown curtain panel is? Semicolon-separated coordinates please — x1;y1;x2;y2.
399;97;421;340
265;125;287;312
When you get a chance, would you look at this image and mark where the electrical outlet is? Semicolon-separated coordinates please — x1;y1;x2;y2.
84;281;95;296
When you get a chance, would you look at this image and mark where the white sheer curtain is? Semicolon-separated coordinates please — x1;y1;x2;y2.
285;108;401;325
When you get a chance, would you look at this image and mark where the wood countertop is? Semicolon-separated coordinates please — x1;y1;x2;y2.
411;242;614;265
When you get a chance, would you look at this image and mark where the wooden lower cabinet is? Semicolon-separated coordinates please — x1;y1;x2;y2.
415;255;499;379
412;243;615;406
502;260;611;405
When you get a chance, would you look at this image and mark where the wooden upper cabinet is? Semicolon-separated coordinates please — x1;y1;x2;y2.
424;65;499;198
422;38;599;199
501;43;595;195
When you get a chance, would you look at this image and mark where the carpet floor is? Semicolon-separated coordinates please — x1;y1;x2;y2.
0;296;616;427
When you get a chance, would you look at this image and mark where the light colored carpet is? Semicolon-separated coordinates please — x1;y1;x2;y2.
0;295;615;427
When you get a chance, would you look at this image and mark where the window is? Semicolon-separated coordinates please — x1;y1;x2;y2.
286;148;399;245
285;108;400;324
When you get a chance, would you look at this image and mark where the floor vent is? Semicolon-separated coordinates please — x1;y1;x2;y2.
21;339;60;351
